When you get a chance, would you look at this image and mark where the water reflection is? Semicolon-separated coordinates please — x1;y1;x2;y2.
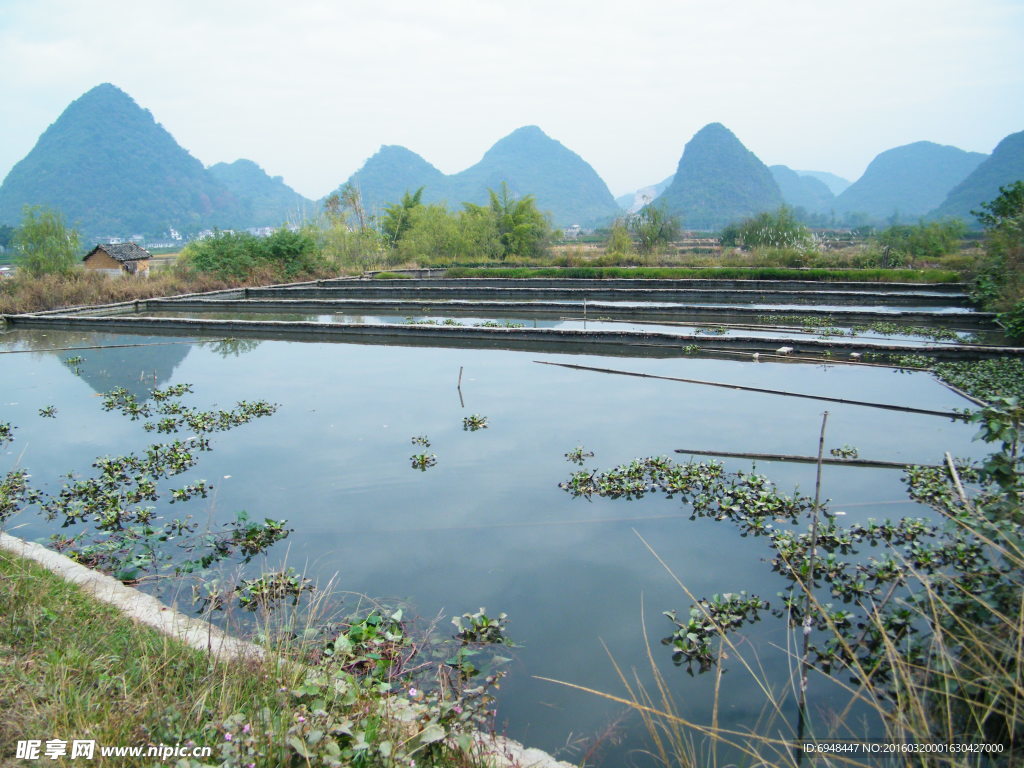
204;337;263;359
0;329;194;400
0;328;987;765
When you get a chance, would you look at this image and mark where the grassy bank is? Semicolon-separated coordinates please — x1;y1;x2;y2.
0;546;505;767
443;266;963;283
0;266;338;316
0;546;292;765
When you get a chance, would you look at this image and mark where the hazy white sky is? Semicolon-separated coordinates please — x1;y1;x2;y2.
1;0;1022;199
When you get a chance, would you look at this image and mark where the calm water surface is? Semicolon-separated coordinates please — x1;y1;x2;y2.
0;328;983;764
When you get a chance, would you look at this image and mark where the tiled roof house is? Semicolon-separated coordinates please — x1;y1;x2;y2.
82;242;152;276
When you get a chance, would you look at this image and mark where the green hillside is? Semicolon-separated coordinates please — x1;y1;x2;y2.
208;159;313;227
330;127;620;228
335;145;447;218
0;83;243;238
445;126;620;227
770;165;835;214
929;130;1024;226
833;141;986;222
653;123;784;230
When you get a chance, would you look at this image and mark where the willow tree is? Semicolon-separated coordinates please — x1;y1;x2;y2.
14;205;81;276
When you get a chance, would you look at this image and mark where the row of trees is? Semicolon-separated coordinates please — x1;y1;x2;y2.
320;182;554;267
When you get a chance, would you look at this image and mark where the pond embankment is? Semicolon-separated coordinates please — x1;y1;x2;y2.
2;276;1008;361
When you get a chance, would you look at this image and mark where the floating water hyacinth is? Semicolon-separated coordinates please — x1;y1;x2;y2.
462;415;488;431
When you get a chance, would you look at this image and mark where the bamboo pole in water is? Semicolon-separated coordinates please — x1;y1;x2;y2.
673;447;938;469
534;360;963;418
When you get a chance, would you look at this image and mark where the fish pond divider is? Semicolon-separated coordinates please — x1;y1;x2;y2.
2;277;1016;362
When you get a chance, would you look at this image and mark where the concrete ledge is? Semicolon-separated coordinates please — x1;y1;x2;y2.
4;312;1017;359
0;531;264;661
341;275;969;294
136;296;994;330
248;284;967;307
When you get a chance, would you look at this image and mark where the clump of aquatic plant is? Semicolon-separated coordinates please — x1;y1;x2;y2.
474;320;525;328
663;592;769;674
695;325;727;335
852;321;963;341
882;356;1024;403
62;355;84;375
402;317;465;326
815;326;851;338
411;435;431;447
5;383;287;586
38;405;57;418
0;422;13;448
100;384;277;435
411;452;437;471
565;446;595;465
561;399;1024;755
462;414;488;431
452;608;512;646
829;444;859;460
235;568;315;612
1;468;39;524
682;344;700;354
932;358;1024;402
204;602;514;767
193;565;314;613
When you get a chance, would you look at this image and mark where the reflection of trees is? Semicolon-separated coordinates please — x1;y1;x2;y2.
203;337;262;358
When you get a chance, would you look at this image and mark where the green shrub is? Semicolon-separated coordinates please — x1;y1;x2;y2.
875;219;966;262
720;207;812;250
998;300;1024;342
182;228;324;280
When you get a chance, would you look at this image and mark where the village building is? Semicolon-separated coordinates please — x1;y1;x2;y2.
82;242;152;277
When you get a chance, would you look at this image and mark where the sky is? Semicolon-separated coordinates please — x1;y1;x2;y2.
1;0;1022;200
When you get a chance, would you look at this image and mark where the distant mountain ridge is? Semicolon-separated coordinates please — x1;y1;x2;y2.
0;83;240;237
0;84;309;238
2;83;1018;239
833;141;986;222
615;176;673;214
795;170;851;196
653;123;784;230
330;126;621;227
207;159;313;227
770;165;834;214
929;131;1024;225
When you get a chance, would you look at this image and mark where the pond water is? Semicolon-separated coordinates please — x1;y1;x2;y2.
0;328;985;764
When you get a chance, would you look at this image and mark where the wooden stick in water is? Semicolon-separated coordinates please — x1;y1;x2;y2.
534;360;962;419
674;447;937;469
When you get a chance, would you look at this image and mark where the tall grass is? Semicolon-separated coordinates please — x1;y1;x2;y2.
0;549;507;767
539;515;1022;767
0;263;337;315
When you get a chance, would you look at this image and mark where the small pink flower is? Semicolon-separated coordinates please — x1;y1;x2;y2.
242;724;251;734
453;705;463;714
297;715;306;723
408;687;419;698
225;733;233;741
